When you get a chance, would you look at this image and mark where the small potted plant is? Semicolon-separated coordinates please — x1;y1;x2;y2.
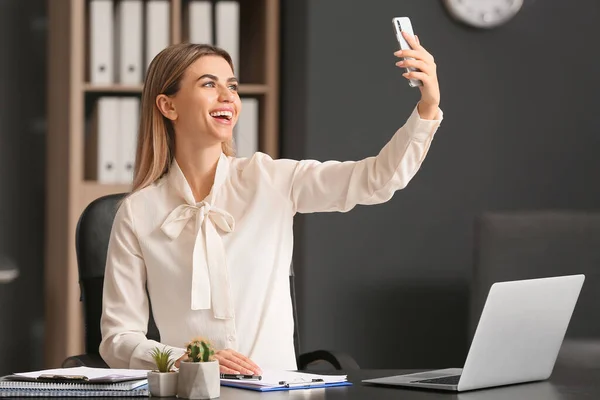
177;337;220;399
147;346;178;397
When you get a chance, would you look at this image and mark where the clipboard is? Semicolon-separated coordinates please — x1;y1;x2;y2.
221;380;352;392
219;369;351;392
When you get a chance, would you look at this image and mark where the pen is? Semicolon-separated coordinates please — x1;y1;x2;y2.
220;374;262;380
279;379;324;388
38;375;89;382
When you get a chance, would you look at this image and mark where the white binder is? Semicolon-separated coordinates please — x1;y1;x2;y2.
118;97;140;184
116;0;143;84
89;0;114;84
189;1;213;45
145;0;171;70
215;1;240;77
234;98;259;158
86;97;120;183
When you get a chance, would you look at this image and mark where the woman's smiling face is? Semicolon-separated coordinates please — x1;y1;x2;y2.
161;55;242;147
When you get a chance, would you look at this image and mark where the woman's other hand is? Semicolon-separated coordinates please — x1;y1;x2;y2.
394;31;440;120
174;348;262;375
214;348;263;375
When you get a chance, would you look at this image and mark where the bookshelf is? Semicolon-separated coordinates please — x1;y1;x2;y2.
45;0;280;368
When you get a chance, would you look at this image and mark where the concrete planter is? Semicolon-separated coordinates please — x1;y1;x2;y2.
147;371;179;397
177;360;220;399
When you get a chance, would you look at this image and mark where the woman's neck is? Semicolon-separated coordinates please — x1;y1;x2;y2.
174;143;223;203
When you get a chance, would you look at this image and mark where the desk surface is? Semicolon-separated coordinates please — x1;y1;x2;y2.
156;366;600;399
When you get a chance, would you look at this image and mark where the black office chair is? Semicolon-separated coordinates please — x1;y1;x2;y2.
471;210;600;369
62;193;359;371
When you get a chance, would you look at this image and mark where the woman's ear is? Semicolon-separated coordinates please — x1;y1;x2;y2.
156;94;178;121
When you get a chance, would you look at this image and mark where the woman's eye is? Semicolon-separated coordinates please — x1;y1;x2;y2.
202;81;215;88
229;84;239;91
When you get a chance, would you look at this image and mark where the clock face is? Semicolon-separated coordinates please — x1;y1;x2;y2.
443;0;524;29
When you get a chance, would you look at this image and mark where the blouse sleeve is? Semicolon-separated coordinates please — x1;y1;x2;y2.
266;104;443;214
99;197;186;369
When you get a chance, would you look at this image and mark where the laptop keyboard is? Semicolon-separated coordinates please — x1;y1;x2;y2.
411;375;461;385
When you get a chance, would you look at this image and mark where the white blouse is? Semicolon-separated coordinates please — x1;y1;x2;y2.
99;104;443;371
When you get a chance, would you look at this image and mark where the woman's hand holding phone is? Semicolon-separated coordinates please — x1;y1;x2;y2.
394;31;441;120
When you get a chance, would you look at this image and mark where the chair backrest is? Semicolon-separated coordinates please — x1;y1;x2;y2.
76;193;160;354
76;193;301;357
470;211;600;340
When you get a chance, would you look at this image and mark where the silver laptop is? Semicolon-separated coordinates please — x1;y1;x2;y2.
362;274;585;392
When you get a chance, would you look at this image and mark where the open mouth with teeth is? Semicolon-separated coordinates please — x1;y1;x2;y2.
209;110;233;123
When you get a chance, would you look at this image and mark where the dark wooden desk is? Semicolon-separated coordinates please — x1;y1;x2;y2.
344;367;600;399
151;366;599;399
3;367;597;399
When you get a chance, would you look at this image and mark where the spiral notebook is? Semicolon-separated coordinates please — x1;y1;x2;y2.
0;387;149;397
0;366;150;397
0;380;148;391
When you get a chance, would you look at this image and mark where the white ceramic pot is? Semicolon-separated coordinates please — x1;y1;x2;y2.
147;371;179;397
177;360;220;399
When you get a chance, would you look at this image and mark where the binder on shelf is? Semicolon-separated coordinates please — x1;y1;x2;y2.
118;97;140;184
234;97;259;158
188;0;213;45
116;0;143;84
85;97;120;184
89;0;115;84
215;1;240;77
145;0;171;70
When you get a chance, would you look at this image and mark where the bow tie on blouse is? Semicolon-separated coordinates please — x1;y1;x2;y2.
160;201;235;319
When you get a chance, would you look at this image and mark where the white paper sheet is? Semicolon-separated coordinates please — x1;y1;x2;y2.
13;366;149;383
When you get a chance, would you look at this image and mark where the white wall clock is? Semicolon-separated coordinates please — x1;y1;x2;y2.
442;0;524;29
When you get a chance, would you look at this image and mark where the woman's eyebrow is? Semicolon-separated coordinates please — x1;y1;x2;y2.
197;74;238;83
197;73;218;81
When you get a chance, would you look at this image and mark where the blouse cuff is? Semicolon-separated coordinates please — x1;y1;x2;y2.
404;104;443;143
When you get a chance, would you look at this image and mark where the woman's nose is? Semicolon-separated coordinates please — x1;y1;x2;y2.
218;86;235;102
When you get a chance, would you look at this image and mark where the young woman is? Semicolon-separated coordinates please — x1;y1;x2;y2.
99;31;442;375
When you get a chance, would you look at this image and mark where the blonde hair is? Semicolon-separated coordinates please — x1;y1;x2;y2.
132;43;236;193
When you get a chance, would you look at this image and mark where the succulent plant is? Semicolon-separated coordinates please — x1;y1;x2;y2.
149;346;175;372
185;337;215;362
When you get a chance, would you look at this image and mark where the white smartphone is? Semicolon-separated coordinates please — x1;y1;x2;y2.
392;17;423;87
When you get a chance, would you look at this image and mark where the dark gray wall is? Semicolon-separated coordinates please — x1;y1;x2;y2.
282;0;600;369
0;0;46;375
